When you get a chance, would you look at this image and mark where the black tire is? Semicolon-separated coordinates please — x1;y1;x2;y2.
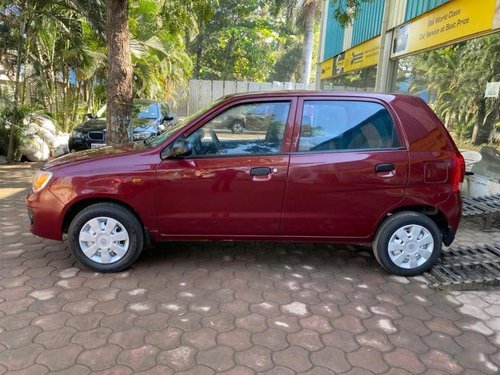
230;121;245;133
68;203;144;272
373;211;442;276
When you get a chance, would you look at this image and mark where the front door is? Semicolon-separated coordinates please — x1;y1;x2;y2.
281;98;409;239
156;99;295;237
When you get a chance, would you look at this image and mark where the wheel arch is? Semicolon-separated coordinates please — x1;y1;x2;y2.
62;197;152;244
375;205;451;244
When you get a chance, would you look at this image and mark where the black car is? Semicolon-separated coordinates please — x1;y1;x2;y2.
68;100;177;151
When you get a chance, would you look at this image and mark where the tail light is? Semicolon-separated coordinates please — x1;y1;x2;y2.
451;152;465;193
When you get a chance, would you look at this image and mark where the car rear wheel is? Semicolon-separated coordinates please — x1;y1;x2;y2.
230;121;244;133
68;203;143;272
373;211;442;276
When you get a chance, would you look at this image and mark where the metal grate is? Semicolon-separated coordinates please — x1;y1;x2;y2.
424;244;500;290
462;194;500;217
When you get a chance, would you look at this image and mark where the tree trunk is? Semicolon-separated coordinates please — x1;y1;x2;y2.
105;0;133;145
301;5;316;85
471;97;486;145
472;97;499;145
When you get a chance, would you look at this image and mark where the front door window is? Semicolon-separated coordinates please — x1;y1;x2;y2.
186;101;291;156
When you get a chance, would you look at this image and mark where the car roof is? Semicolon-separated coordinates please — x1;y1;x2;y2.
221;90;411;102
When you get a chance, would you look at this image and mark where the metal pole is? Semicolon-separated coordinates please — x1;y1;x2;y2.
316;0;328;90
375;0;391;92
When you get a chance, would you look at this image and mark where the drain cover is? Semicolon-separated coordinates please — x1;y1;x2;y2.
424;244;500;290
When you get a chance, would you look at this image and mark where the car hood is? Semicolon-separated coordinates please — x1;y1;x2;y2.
74;118;156;132
43;143;144;170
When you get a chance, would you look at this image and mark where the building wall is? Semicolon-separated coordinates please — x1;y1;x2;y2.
323;2;345;59
352;0;385;46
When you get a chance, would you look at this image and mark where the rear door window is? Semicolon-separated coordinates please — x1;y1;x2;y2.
298;101;401;152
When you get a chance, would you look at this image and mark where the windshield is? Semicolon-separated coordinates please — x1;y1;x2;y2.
145;97;225;148
133;102;159;119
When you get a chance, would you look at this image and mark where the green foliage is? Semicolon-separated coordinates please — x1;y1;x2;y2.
330;0;375;27
404;34;500;145
1;0;363;142
190;0;281;81
0;97;35;158
268;38;303;82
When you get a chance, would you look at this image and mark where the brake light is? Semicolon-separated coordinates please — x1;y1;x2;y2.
451;152;465;193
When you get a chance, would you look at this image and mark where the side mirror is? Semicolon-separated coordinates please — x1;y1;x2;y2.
165;138;192;158
86;113;95;119
163;115;174;122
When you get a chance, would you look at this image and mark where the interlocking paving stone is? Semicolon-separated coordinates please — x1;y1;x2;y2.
0;163;499;373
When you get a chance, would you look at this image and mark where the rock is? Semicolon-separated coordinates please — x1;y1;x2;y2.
51;133;69;157
19;134;50;162
18;115;69;161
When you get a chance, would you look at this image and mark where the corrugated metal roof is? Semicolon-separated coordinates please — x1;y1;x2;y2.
352;0;385;46
405;0;450;22
323;1;346;59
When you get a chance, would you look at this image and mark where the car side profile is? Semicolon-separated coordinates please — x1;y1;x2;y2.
26;91;465;276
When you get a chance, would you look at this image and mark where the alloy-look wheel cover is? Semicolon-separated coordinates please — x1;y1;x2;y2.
79;216;130;264
387;224;434;269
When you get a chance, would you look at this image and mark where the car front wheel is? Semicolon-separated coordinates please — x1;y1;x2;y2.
68;203;143;272
373;211;442;276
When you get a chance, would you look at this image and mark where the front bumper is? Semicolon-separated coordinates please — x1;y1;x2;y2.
68;137;106;151
26;188;65;241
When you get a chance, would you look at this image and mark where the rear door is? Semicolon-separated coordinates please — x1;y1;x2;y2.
280;97;409;239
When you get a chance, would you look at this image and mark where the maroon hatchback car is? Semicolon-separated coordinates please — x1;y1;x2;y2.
26;92;465;276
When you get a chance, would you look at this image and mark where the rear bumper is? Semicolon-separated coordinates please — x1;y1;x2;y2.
438;192;462;246
26;188;65;241
442;226;456;246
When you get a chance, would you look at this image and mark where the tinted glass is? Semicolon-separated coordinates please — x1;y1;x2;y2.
299;101;401;152
133;103;159;119
187;101;290;156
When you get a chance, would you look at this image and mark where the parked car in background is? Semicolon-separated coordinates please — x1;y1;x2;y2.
214;102;282;133
68;100;176;151
28;91;464;276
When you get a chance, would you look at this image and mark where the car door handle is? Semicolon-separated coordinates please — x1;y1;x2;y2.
375;163;395;173
250;167;271;176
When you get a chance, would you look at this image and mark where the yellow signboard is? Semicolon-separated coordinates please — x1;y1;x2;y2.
320;36;380;79
320;58;334;80
344;36;381;73
392;0;499;58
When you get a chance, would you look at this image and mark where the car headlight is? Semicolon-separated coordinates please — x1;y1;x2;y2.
72;130;84;138
32;171;53;193
133;131;153;140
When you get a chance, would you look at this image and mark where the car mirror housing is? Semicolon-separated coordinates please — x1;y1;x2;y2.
163;115;175;122
86;113;95;119
163;138;192;159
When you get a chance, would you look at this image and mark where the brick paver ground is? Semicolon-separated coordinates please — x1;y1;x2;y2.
0;163;499;374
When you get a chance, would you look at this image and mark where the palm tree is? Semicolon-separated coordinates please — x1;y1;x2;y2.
104;0;132;144
299;0;321;84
